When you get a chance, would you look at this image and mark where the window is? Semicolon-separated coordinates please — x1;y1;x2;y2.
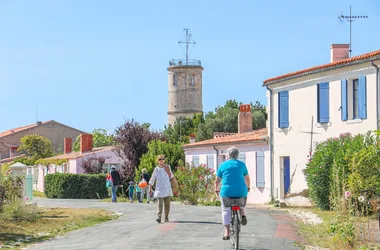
353;79;359;118
317;82;330;123
341;76;367;120
207;155;214;169
256;152;265;188
192;156;199;166
238;153;246;163
191;75;195;85
173;73;178;86
278;91;289;128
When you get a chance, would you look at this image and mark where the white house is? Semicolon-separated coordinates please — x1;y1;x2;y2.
263;44;380;200
182;104;271;204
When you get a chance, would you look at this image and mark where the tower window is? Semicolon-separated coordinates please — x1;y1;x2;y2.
191;75;195;85
173;74;178;86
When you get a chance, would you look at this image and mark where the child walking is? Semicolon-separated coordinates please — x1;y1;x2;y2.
135;184;142;203
126;181;135;203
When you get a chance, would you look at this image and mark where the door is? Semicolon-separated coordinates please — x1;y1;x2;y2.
283;157;290;195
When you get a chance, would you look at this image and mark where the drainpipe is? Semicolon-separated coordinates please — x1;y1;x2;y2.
371;61;379;130
266;86;274;202
213;146;219;170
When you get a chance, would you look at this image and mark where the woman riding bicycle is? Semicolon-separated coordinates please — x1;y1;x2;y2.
214;147;251;240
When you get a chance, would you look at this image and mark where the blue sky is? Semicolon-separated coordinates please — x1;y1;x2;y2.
1;0;379;133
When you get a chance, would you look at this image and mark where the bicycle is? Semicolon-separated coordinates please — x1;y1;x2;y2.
359;189;380;230
224;197;247;250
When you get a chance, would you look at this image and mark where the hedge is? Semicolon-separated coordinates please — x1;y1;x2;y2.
44;173;108;199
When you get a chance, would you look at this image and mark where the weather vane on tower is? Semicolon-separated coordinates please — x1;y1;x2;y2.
178;29;196;65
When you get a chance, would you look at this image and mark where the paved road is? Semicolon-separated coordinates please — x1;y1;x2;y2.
28;198;301;250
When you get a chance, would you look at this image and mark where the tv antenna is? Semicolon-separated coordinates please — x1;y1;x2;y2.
178;29;196;65
338;5;368;58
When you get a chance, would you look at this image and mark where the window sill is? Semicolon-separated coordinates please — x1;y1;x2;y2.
315;122;331;128
276;126;292;132
344;119;363;124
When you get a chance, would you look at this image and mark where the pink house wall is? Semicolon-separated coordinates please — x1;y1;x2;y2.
184;142;270;204
36;149;124;192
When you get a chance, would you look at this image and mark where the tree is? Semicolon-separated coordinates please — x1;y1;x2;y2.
17;134;54;162
113;119;163;180
73;128;114;151
136;140;185;179
80;157;106;174
196;99;267;141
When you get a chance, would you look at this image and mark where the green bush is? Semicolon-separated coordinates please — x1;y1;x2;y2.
304;131;376;211
2;174;24;203
44;174;108;199
175;163;217;205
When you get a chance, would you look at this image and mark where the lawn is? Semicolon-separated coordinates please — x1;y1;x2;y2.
0;207;117;248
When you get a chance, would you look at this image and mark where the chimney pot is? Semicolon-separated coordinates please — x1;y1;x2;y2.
330;44;350;63
80;134;93;153
64;138;72;154
238;104;253;134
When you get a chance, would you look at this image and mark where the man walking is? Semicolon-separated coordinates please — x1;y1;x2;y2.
110;165;121;203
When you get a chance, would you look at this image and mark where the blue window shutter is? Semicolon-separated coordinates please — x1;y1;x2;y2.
358;76;367;119
256;152;265;188
341;80;348;121
278;91;289;128
317;82;330;123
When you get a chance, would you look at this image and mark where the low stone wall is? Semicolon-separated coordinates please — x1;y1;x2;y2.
283;195;313;208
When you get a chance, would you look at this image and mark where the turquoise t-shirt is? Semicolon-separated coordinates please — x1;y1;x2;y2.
217;159;248;198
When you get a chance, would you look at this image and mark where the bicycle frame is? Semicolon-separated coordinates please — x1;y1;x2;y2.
230;205;241;250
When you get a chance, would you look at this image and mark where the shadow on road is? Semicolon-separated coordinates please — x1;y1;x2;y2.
172;220;222;225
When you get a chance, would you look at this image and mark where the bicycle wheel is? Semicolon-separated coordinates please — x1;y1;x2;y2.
233;210;240;250
230;213;235;245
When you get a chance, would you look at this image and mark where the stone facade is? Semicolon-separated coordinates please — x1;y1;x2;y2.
0;120;85;160
167;65;203;125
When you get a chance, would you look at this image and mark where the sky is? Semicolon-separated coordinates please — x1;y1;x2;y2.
1;0;379;133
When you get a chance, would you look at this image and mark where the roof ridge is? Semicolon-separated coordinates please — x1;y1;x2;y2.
263;49;380;85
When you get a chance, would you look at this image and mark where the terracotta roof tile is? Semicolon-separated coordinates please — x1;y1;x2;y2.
263;49;380;85
0;154;26;164
45;146;114;160
0;120;53;138
183;128;268;148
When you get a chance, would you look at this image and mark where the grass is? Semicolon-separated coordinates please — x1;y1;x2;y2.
32;190;46;198
296;208;380;250
0;207;117;248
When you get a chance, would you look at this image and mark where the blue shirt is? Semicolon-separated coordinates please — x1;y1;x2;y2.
217;159;248;198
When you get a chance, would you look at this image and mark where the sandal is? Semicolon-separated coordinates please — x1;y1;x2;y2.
222;235;230;240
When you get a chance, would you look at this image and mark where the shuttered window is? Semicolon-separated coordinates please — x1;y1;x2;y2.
256;152;265;188
317;82;330;123
207;155;214;169
278;91;289;128
192;156;199;167
238;153;246;163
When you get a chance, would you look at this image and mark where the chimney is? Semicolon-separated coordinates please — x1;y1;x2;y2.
80;134;93;153
238;104;253;134
64;138;72;154
330;44;350;63
189;133;196;144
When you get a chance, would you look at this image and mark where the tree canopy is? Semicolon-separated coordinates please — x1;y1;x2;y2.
72;128;114;151
17;134;54;162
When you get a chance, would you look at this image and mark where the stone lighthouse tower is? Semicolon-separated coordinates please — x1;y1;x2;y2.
167;29;203;125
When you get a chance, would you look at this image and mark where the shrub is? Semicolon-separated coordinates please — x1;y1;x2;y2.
303;132;373;210
2;174;24;203
175;163;217;205
44;174;108;199
0;199;40;222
